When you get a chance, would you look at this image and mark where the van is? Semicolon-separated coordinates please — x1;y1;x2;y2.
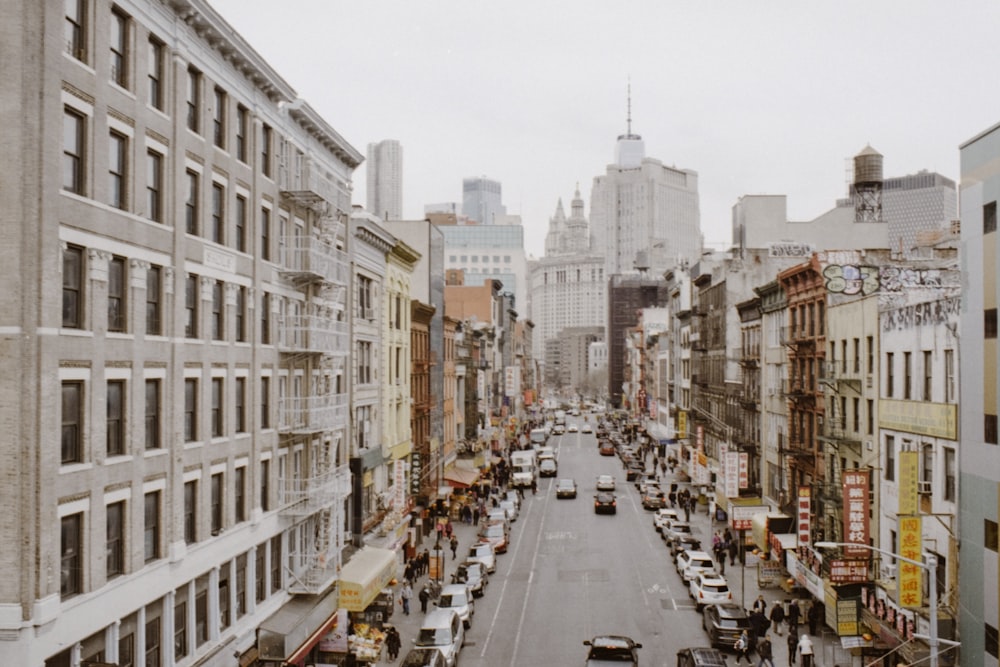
415;608;464;667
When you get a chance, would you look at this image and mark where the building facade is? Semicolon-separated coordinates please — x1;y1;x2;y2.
365;139;402;221
461;176;505;226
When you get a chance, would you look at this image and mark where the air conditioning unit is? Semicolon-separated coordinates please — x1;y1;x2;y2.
917;480;932;495
880;563;897;580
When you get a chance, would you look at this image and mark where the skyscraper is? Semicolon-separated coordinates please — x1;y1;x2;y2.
462;176;506;225
367;139;403;220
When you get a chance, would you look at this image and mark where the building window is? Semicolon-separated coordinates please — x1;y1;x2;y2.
212;87;226;148
986;519;999;552
985;201;997;234
65;0;87;61
184;481;197;543
185;274;198;338
260;458;270;512
236;105;248;162
358;341;372;384
236;554;247;618
987;622;999;659
261;292;271;344
261;124;272;177
109;8;128;87
944;349;955;402
986;308;998;339
145;616;161;667
145;265;161;335
62;381;83;464
184;378;197;441
260;376;270;430
903;351;912;399
922;350;932;401
235;467;246;523
106;379;125;456
108;130;128;209
185;170;199;235
173;597;187;659
147;36;164;110
63;245;84;328
235;377;246;433
852;397;860;432
186;67;201;133
885;352;894;398
210;472;223;535
884;435;895;481
106;501;124;578
866;335;874;374
211;377;223;437
195;590;208;646
61;513;82;598
358;275;373;319
144;379;160;449
235;194;247;252
255;543;266;602
942;446;956;501
986;413;998;445
63;108;86;194
144;491;160;562
867;398;874;435
211;183;225;244
211;280;224;341
270;536;282;593
261;207;271;261
145;150;163;222
108;256;126;331
219;569;230;631
118;631;134;667
235;286;246;343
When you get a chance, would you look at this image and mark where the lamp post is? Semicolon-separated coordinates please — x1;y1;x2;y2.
432;540;445;587
814;541;940;667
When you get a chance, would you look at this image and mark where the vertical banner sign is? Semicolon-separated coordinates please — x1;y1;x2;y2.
504;366;520;397
649;400;657;419
897;515;923;609
797;486;812;547
898;451;919;515
725;451;740;498
409;452;422;496
739;453;749;489
842;469;870;558
677;411;687;439
394;459;406;509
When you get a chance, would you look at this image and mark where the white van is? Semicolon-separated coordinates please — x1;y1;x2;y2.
415;608;465;667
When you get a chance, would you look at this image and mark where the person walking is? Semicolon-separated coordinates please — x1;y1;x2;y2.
399;582;412;616
787;599;801;635
733;629;752;664
418;585;430;614
752;595;768;615
530;478;537;496
384;625;401;661
786;632;798;666
450;534;459;560
807;602;821;636
728;537;739;566
769;601;786;636
756;634;775;667
797;633;815;667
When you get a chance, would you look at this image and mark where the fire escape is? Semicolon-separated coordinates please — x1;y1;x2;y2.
277;148;352;595
780;325;819;476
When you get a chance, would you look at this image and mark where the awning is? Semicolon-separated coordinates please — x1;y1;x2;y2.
258;587;340;663
443;464;480;489
338;546;397;612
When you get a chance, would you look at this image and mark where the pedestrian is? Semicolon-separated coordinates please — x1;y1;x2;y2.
531;478;537;496
400;582;412;615
756;634;775;667
668;491;677;508
749;610;769;644
404;561;414;584
786;632;798;666
728;538;739;566
450;534;459;560
444;520;454;539
797;633;814;667
769;601;786;636
807;602;821;636
418;585;430;613
733;629;752;664
683;496;691;522
384;625;401;661
752;595;768;615
421;549;430;576
787;600;801;634
472;505;481;526
660;460;667;476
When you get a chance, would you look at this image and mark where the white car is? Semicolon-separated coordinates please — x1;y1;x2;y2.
689;572;732;610
663;520;693;543
498;499;518;521
436;583;475;629
596;474;616;491
568;423;579;432
653;508;680;532
466;542;496;573
582;423;593;433
677;550;717;582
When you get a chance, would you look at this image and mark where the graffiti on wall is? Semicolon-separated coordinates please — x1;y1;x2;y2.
881;296;960;332
823;264;949;296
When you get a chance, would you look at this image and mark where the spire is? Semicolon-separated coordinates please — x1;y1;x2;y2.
627;77;632;136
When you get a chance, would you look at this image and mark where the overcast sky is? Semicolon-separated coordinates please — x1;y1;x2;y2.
209;0;1000;258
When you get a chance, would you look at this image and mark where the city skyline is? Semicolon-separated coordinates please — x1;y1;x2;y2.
209;0;1000;258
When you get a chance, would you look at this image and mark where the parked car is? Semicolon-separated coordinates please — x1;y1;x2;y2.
466;542;496;573
625;462;645;481
504;490;521;512
676;647;729;667
484;509;511;532
414;609;464;667
653;508;680;532
641;488;666;510
498;499;519;522
435;583;474;629
663;520;693;544
677;550;717;582
669;534;704;558
584;635;642;666
596;474;616;491
477;522;509;553
689;572;732;610
594;492;618;515
451;561;488;597
400;647;447;667
702;603;752;650
635;474;657;491
555;478;578;499
539;458;558;477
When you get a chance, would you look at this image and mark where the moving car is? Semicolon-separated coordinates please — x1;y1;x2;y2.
702;603;752;650
414;609;464;667
436;583;474;629
568;423;579;432
599;441;616;456
477;522;509;553
552;423;566;435
466;542;496;574
400;647;447;667
689;572;732;610
594;492;617;515
583;635;642;666
676;647;729;667
539;458;558;477
677;550;717;582
555;478;578;499
451;561;488;597
582;423;593;433
596;474;616;491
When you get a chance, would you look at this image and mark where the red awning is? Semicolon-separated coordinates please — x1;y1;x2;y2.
443;464;480;489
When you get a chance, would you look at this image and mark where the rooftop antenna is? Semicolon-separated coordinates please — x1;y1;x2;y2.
627;76;633;136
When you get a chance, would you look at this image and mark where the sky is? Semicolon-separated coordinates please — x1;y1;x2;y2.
209;0;1000;258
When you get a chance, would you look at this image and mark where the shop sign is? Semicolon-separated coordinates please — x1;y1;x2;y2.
842;470;870;558
409;452;422;496
394;459;406;508
739;453;749;489
898;451;919;515
897;515;923;608
836;598;860;636
797;486;812;547
318;608;349;652
829;559;870;583
730;504;768;531
785;549;825;599
725;451;739;498
677;411;687;439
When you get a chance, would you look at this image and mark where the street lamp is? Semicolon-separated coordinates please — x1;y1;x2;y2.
814;541;942;667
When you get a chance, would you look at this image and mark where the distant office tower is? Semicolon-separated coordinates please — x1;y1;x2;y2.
367;139;403;220
463;176;506;225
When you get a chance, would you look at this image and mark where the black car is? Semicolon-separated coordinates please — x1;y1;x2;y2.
555;478;578;499
593;492;617;515
584;635;642;665
625;463;645;482
702;603;752;650
676;647;729;667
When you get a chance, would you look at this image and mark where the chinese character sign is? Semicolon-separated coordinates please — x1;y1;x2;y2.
725;451;739;498
677;411;687;439
897;515;923;609
842;470;870;558
797;486;812;547
739;452;749;489
898;451;918;515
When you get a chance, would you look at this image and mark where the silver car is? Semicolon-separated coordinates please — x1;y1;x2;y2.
436;583;474;629
466;542;496;573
